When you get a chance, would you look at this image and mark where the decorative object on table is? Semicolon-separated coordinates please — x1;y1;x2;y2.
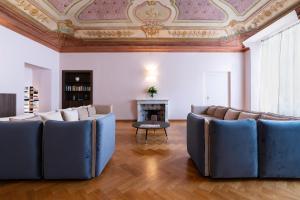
24;86;39;113
147;86;158;98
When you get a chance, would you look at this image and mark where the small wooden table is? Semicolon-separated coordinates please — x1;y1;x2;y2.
132;121;170;141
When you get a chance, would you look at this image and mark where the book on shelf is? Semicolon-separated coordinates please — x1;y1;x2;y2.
24;86;39;113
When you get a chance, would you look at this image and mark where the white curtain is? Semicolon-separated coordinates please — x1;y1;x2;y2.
259;23;300;116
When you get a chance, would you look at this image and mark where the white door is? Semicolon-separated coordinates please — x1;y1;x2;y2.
204;72;230;107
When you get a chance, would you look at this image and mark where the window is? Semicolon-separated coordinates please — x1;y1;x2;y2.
259;23;300;116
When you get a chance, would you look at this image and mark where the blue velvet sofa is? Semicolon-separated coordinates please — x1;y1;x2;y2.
187;105;300;179
0;113;115;180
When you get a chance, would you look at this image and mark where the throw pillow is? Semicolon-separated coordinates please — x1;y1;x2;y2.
224;109;240;120
39;111;64;121
213;107;228;119
61;110;79;121
238;112;260;120
260;114;290;121
88;106;97;117
9;115;42;121
77;107;89;120
206;106;217;116
8;114;35;121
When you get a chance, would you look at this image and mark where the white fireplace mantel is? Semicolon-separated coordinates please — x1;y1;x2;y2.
136;99;169;122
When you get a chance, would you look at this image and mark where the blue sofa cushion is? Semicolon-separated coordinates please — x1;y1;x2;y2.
43;120;93;179
209;119;258;178
95;113;116;176
187;113;206;176
0;121;43;179
258;120;300;178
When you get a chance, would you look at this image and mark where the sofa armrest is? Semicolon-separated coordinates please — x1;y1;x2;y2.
191;105;209;115
95;113;116;176
95;105;113;114
187;113;206;176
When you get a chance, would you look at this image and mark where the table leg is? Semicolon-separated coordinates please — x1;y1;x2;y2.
145;129;148;141
164;128;168;139
135;128;139;136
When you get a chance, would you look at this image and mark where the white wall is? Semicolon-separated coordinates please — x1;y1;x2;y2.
60;52;245;120
0;25;59;115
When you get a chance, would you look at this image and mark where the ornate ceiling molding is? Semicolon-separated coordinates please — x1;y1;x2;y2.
0;0;299;52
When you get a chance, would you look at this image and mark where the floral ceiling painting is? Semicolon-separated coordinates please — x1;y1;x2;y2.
2;0;300;42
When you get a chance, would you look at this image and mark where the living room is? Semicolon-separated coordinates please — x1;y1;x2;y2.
0;0;300;199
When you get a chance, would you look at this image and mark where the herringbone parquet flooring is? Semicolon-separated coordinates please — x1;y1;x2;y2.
1;121;300;200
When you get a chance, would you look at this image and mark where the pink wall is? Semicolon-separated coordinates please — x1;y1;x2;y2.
60;52;245;120
0;25;246;118
0;25;59;115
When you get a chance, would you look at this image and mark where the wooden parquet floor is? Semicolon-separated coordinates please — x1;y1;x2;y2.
1;121;300;200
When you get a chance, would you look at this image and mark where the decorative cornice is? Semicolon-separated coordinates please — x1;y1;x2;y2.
0;2;60;51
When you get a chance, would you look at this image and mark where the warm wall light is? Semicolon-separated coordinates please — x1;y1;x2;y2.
145;64;158;84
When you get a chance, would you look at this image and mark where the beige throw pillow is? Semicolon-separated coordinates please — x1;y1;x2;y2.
39;111;64;121
9;115;42;121
206;106;217;116
224;109;240;120
213;107;228;119
77;107;89;120
260;114;290;121
88;106;97;117
61;110;79;121
238;112;260;120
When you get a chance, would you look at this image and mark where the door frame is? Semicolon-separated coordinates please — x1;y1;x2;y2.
203;71;231;107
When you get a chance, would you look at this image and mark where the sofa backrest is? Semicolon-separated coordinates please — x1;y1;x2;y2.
0;121;43;179
43;120;93;179
204;105;298;121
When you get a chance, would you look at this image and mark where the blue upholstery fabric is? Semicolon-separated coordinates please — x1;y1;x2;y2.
95;113;116;176
43;120;93;179
209;119;258;178
186;113;206;176
0;121;43;180
258;120;300;178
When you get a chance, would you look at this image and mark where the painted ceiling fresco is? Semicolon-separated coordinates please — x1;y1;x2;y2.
2;0;300;41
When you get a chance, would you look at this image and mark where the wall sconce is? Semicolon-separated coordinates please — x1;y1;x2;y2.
145;64;158;84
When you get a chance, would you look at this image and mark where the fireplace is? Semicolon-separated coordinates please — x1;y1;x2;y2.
137;99;169;122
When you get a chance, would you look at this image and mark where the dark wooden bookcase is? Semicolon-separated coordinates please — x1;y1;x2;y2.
62;70;93;109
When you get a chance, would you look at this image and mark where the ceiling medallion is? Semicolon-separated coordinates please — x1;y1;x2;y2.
134;1;172;23
134;0;173;37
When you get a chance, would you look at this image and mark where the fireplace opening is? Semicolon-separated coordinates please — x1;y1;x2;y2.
141;104;166;122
